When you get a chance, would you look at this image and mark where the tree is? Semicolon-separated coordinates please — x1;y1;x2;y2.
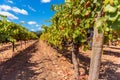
0;15;10;43
88;0;120;80
41;0;96;79
40;0;120;80
0;15;38;52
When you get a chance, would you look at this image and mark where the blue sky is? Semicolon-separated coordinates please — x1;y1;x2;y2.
0;0;64;31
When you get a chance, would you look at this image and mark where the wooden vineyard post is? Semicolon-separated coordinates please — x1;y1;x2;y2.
88;26;104;80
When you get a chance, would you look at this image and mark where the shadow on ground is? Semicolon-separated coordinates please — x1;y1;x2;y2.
0;41;42;80
0;41;120;80
104;50;120;57
57;48;120;80
57;48;90;75
99;61;120;80
0;43;20;53
109;46;120;50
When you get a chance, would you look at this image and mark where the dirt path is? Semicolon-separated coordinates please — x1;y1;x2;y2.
0;40;35;63
0;41;120;80
0;41;38;80
0;41;74;80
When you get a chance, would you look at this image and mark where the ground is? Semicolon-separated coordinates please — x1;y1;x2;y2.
0;40;120;80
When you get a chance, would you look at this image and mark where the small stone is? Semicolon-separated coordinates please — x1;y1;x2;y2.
79;68;85;76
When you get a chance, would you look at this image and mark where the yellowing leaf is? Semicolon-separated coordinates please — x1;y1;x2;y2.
110;0;114;5
104;4;117;13
104;0;110;5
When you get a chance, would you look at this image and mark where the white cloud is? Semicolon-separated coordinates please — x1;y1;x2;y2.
0;11;18;20
28;5;36;12
7;19;11;22
28;21;37;25
7;0;14;4
0;5;28;15
38;27;42;30
0;5;11;11
12;7;28;15
38;27;43;31
20;21;25;23
41;0;51;3
36;24;40;27
31;29;35;31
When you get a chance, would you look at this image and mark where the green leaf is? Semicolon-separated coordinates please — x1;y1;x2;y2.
105;27;109;31
83;45;88;51
85;23;90;28
108;12;119;21
111;20;120;30
104;4;117;13
74;9;80;15
108;34;113;40
65;0;71;3
104;0;109;4
81;39;86;43
98;27;103;33
8;37;16;42
95;18;103;28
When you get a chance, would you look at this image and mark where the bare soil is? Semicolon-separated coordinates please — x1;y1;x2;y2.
0;40;120;80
